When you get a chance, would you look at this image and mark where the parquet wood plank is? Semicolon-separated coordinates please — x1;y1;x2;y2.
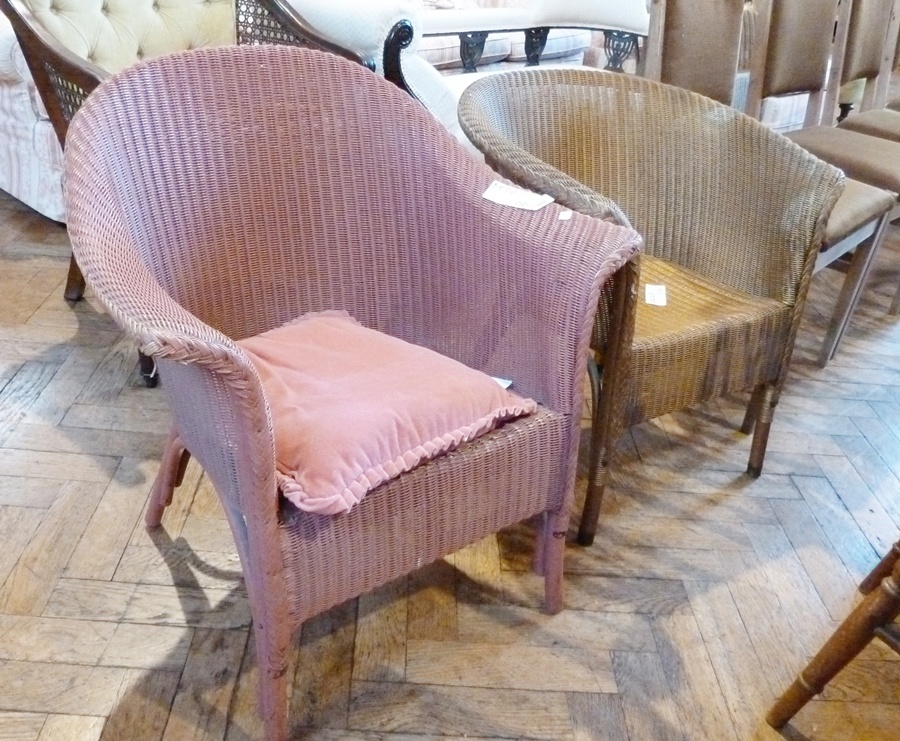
611;651;685;741
99;623;193;670
833;433;900;529
35;714;105;741
0;361;59;446
406;639;615;692
74;336;140;406
160;628;247;741
813;454;900;555
0;448;118;483
0;480;104;615
784;700;900;741
820;660;900;704
0;712;46;741
60;404;171;435
348;681;575;739
604;488;779;524
290;600;357;730
567;692;630;741
0;506;45;590
683;579;774;739
611;462;802;499
65;458;160;581
99;669;181;741
352;578;407;683
649;604;740;741
0;614;114;664
407;560;458;641
770;498;860;621
0;661;125;715
42;579;136;622
19;347;107;427
4;423;166;461
719;551;809;697
112;545;244;592
0;476;63;509
457;602;654;652
854;413;900;482
121;583;251;629
744;522;838;656
792;474;884;582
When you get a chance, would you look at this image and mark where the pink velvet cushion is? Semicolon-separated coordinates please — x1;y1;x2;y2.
238;311;537;515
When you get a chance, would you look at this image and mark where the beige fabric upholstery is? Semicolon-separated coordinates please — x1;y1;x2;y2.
842;0;893;84
839;107;900;142
24;0;234;74
786;125;900;194
660;0;744;104
825;178;895;244
763;0;835;97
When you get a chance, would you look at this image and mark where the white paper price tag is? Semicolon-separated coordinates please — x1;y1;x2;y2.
482;181;554;211
645;284;667;306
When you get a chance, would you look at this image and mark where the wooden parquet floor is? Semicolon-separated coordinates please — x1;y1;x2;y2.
1;186;900;741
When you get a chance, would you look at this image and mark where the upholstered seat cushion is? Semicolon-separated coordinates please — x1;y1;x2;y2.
238;311;537;515
838;108;900;143
825;178;894;246
786;126;900;195
624;255;791;426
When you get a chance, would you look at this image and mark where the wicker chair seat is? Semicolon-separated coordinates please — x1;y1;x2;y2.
624;255;790;427
280;407;566;624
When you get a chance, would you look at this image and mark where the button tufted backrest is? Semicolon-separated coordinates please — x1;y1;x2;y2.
24;0;234;73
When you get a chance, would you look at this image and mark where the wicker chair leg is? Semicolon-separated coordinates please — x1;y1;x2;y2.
256;625;291;741
747;385;777;478
64;254;86;302
740;384;766;435
578;360;610;547
766;558;900;729
542;509;567;614
145;429;188;527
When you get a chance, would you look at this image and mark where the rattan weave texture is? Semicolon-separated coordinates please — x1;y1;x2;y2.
458;68;844;545
63;46;641;740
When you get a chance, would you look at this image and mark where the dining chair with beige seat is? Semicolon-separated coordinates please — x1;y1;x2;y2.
458;68;844;545
746;0;900;334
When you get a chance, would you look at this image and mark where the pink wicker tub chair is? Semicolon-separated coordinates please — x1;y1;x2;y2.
63;45;640;740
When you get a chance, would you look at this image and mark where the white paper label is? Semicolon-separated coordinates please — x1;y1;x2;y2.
558;209;573;220
645;284;667;306
492;376;513;389
482;181;554;211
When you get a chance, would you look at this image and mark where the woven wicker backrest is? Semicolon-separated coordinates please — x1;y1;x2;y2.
459;68;842;305
67;45;640;414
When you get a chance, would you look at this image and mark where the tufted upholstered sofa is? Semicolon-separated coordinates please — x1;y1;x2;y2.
0;0;234;221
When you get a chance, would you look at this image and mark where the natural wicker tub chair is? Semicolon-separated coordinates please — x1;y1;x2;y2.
459;68;844;545
63;45;640;739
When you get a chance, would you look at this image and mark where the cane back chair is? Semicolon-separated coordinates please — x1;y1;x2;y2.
459;68;844;545
63;45;640;739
